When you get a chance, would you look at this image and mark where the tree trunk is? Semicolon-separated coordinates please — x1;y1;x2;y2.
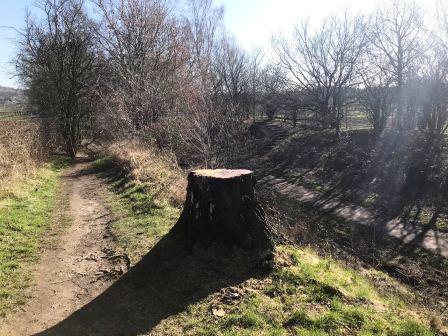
174;169;272;254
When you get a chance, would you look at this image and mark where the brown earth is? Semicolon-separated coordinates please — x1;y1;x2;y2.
0;160;129;336
0;157;255;336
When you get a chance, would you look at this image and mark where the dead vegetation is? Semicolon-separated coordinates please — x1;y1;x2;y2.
0;119;52;194
104;140;186;206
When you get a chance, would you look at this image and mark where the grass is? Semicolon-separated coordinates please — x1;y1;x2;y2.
151;246;437;335
90;150;441;335
361;193;379;208
95;158;181;264
0;115;25;121
0;159;67;317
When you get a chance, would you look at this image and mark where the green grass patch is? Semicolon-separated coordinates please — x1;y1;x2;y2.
361;193;379;208
0;115;25;121
0;161;64;317
96;159;181;263
152;246;436;335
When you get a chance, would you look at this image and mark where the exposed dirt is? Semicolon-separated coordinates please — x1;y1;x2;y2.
1;160;129;336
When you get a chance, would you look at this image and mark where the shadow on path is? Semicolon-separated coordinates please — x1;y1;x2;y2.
36;158;262;336
37;227;261;336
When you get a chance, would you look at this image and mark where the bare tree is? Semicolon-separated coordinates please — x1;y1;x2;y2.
93;0;187;136
174;0;247;167
184;0;223;83
371;0;424;129
16;0;98;157
212;36;250;112
259;64;287;121
357;40;395;134
248;48;263;120
273;13;367;136
417;40;448;140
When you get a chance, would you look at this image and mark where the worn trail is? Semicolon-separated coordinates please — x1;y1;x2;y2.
1;160;128;336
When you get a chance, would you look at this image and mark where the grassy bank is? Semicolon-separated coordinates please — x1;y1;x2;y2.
0;160;66;317
150;245;437;335
94;155;182;264
93;143;440;335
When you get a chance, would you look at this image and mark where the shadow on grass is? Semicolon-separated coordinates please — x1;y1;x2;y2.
37;157;265;336
276;194;448;297
37;229;262;336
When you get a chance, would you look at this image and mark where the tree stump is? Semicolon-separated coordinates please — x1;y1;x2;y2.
174;169;272;253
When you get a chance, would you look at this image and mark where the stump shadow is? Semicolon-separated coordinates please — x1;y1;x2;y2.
36;158;263;336
36;228;261;336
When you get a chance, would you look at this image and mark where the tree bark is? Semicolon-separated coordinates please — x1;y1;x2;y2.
174;169;272;253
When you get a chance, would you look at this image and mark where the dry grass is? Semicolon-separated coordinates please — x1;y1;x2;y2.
96;140;186;263
0;119;51;195
105;140;186;206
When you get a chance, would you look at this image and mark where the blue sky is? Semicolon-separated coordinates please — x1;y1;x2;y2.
0;0;437;88
0;1;41;88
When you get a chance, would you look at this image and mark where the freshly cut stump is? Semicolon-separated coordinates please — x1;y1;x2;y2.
175;169;271;252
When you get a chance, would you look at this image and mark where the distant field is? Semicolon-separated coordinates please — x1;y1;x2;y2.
0;106;25;120
255;109;372;131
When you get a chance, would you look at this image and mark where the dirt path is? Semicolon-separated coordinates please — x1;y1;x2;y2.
261;174;448;258
1;160;128;336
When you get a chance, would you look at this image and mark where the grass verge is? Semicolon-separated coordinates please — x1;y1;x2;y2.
92;154;439;335
95;158;181;264
150;245;437;335
0;158;68;317
151;246;439;336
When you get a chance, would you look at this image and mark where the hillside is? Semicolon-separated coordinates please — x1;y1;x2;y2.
0;150;443;335
0;86;23;104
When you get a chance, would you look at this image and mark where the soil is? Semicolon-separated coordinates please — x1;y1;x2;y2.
0;159;129;336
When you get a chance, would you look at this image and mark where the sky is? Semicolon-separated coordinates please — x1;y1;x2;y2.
0;1;41;88
0;0;437;88
217;0;379;51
